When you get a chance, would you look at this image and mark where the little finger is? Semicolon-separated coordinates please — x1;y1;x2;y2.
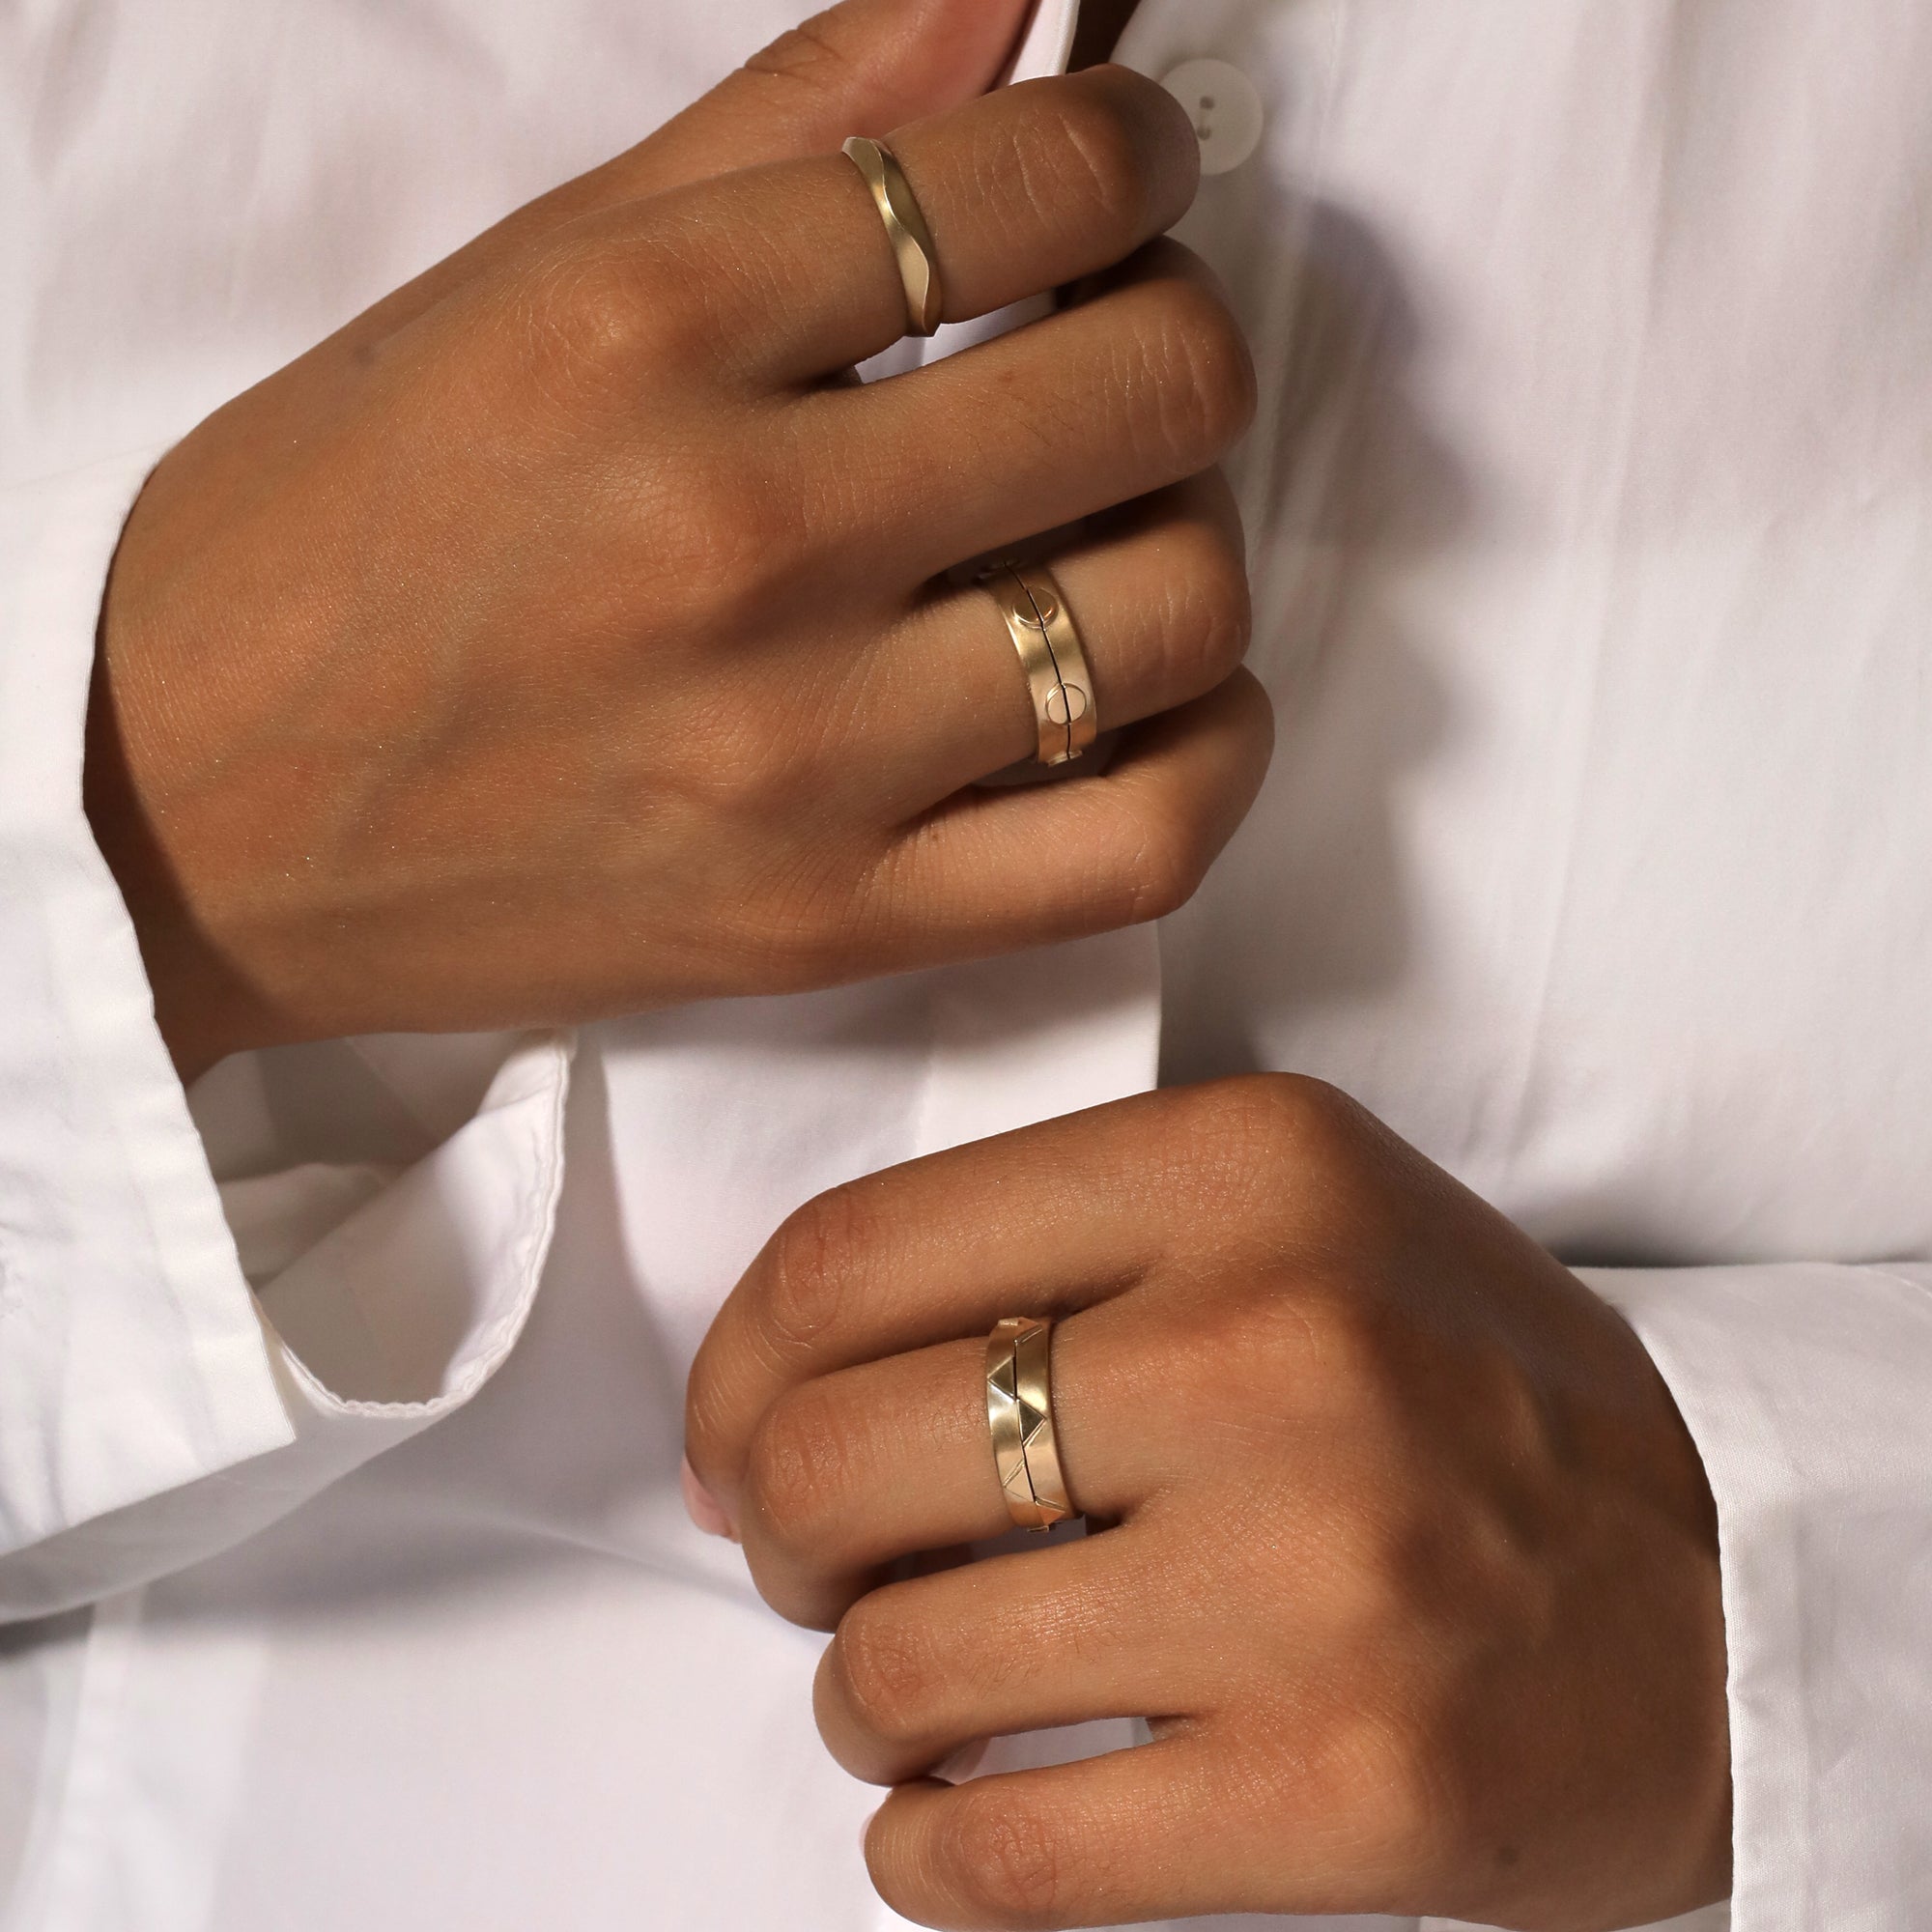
815;1528;1199;1786
876;668;1272;963
865;1736;1258;1931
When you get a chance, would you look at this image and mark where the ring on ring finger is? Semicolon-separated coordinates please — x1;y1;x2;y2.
985;1315;1080;1530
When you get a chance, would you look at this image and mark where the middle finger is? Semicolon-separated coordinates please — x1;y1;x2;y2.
736;1299;1180;1630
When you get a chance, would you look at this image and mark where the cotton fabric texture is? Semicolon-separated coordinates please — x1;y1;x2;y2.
3;2;1930;1928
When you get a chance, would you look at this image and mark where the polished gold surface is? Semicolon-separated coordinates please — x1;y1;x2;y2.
979;563;1100;767
984;1315;1077;1531
840;135;943;338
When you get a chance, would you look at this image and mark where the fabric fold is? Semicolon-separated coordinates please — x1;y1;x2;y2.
1588;1262;1932;1932
0;454;576;1620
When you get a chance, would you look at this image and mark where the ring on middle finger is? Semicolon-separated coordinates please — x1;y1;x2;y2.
979;562;1100;768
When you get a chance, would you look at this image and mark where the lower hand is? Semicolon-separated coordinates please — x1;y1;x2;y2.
86;0;1268;1078
687;1075;1730;1931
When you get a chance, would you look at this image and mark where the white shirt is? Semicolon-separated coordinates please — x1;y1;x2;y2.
3;3;1930;1929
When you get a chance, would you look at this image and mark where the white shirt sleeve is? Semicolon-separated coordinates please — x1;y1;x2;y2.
1581;1262;1932;1932
0;454;571;1621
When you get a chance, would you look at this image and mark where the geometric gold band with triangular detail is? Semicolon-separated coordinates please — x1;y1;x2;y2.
984;1315;1078;1532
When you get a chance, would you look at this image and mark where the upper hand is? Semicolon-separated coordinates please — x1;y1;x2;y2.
686;1075;1731;1931
86;0;1270;1077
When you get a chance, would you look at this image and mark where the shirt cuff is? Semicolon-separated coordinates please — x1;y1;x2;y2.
1583;1261;1932;1932
0;450;298;1553
0;453;573;1618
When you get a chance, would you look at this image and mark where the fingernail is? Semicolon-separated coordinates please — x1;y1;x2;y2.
681;1454;736;1540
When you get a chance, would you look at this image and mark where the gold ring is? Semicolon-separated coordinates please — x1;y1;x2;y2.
985;1316;1077;1532
841;135;943;338
979;563;1099;767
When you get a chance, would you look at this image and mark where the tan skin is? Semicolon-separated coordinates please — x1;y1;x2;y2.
674;10;1731;1925
85;0;1270;1082
687;1079;1732;1930
83;0;1730;1922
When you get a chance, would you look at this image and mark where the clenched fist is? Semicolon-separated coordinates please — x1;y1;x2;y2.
688;1075;1731;1932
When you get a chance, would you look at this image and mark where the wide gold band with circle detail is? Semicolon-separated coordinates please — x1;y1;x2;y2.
840;135;944;338
984;1315;1077;1532
979;563;1100;767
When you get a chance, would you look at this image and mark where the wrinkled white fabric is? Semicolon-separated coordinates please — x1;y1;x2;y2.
2;1;1929;1929
0;438;562;1616
0;449;293;1558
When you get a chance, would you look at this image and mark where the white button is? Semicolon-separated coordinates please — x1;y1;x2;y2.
1159;58;1264;176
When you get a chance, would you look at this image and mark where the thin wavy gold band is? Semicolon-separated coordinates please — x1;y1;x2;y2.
841;134;943;338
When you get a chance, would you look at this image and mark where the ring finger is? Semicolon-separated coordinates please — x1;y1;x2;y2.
865;469;1251;802
808;237;1257;591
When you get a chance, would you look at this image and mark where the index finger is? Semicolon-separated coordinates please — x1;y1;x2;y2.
639;63;1202;385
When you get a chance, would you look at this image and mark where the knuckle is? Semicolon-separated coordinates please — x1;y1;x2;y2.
1312;1501;1414;1634
940;1790;1067;1927
832;1600;944;1747
1222;1071;1367;1178
1156;1287;1334;1417
1157;518;1252;690
1020;66;1197;245
1112;800;1212;924
705;839;879;995
1138;275;1258;465
1153;1258;1385;1424
521;243;696;395
743;1382;856;1556
652;461;810;628
1039;84;1158;239
1293;1289;1389;1407
692;706;827;836
1316;1707;1456;1873
757;1182;877;1353
741;18;855;92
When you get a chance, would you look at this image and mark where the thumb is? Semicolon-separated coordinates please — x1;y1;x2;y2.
617;0;1039;198
340;0;1036;348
